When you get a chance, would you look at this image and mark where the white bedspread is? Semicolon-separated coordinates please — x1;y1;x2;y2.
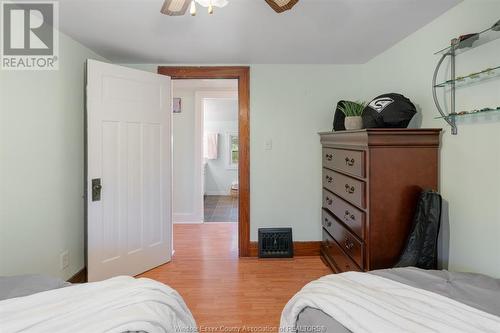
280;272;500;333
0;276;197;333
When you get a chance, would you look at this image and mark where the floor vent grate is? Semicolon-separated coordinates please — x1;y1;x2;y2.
258;228;293;258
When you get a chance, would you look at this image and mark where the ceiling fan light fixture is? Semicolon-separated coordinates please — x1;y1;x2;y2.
195;0;228;8
161;0;299;16
265;0;299;13
190;0;197;16
161;0;190;16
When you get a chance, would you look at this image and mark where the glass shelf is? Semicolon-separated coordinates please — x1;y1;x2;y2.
434;65;500;88
435;22;500;56
434;107;500;120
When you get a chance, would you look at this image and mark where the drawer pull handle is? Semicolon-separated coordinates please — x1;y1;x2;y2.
326;175;333;183
345;157;355;167
345;240;355;250
345;184;355;194
324;218;332;227
325;154;333;161
326;197;333;205
344;210;356;221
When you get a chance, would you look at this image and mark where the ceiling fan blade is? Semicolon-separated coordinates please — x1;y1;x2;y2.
161;0;190;16
264;0;299;13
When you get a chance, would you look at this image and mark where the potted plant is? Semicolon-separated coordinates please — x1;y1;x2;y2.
339;101;366;130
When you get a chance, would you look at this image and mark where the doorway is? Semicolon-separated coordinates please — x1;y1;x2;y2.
201;91;239;223
158;67;250;257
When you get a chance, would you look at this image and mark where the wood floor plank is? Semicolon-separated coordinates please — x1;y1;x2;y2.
139;224;331;331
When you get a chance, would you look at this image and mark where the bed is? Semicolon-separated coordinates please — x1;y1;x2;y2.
0;274;71;301
0;274;196;332
282;267;500;333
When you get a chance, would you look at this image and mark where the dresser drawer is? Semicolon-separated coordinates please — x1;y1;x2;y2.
322;189;364;239
323;169;366;208
322;229;361;273
323;148;365;178
322;210;363;268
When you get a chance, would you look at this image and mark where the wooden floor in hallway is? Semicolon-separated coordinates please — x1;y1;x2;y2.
139;223;331;332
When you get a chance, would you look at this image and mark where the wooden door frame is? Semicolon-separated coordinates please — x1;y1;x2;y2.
158;66;251;257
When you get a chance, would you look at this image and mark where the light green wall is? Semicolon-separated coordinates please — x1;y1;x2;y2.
126;64;362;240
357;0;500;277
171;89;197;219
0;32;106;279
249;65;362;241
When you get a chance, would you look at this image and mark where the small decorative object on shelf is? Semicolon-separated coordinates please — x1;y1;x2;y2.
434;106;500;120
432;18;500;135
435;21;500;56
338;101;366;130
434;65;500;88
493;19;500;31
458;33;479;48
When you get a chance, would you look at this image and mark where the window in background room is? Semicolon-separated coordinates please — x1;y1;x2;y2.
227;133;239;170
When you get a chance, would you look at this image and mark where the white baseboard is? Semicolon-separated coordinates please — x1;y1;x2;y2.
174;221;203;224
173;213;203;224
205;190;230;196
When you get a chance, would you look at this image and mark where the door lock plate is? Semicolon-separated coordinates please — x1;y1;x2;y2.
92;178;102;201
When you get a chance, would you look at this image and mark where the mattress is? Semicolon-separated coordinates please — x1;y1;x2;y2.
0;275;70;301
296;267;500;333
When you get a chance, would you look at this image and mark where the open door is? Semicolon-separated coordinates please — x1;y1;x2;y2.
86;60;172;282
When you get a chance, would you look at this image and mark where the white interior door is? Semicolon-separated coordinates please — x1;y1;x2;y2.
86;59;172;282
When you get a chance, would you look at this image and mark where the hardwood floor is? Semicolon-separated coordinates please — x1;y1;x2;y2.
139;223;331;331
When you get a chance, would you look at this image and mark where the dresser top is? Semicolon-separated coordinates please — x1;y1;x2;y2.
319;128;442;148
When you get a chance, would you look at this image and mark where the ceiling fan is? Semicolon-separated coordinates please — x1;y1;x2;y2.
161;0;299;16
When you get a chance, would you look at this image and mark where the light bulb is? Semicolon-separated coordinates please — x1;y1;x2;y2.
190;0;196;16
208;4;213;14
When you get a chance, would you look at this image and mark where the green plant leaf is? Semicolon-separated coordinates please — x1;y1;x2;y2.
338;101;366;117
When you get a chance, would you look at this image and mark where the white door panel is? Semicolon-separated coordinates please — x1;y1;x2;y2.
86;60;172;282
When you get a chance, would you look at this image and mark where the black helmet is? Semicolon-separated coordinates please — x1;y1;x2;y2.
332;100;347;131
362;93;417;128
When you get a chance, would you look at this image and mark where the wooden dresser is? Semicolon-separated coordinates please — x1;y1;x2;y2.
319;129;441;273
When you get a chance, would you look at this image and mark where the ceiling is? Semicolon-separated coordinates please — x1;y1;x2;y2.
58;0;460;64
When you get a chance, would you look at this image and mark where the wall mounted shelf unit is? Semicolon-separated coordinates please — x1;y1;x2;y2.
432;19;500;135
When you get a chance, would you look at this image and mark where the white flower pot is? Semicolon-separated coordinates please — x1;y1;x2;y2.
344;116;363;130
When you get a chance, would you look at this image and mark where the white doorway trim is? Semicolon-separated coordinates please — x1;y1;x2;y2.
194;90;238;224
